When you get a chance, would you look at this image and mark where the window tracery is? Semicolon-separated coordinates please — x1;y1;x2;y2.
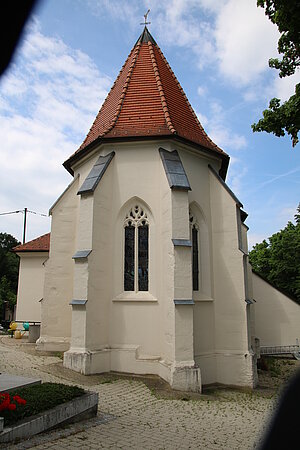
124;205;149;292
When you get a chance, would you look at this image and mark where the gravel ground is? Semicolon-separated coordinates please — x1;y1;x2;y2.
0;335;299;450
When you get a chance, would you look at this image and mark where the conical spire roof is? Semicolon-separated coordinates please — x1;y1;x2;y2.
64;27;229;176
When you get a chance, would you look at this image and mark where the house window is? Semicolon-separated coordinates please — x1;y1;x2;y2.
190;211;199;292
124;205;149;292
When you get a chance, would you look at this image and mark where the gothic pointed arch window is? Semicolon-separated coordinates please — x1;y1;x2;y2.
189;211;200;291
189;205;212;299
124;205;149;292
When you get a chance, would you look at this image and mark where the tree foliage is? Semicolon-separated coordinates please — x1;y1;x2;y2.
0;233;20;316
249;205;300;302
252;0;300;146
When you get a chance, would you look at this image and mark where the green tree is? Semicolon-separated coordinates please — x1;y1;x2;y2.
248;239;272;279
0;276;17;311
0;233;20;318
249;205;300;301
252;0;300;146
295;203;300;224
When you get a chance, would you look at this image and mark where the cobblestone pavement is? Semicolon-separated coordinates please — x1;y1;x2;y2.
0;336;275;449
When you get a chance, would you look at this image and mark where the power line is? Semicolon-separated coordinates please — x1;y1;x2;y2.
0;210;47;217
0;208;49;243
27;210;48;217
0;210;23;216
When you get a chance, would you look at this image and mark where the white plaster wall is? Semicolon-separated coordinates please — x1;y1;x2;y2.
241;223;256;351
241;222;249;254
85;157;112;352
253;273;300;347
193;302;216;384
177;147;255;387
169;146;253;386
15;253;47;323
110;142;171;364
172;189;195;366
38;176;79;350
44;137;255;388
178;147;217;383
70;141;173;370
209;170;253;386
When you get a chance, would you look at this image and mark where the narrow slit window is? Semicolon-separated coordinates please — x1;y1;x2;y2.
192;225;199;291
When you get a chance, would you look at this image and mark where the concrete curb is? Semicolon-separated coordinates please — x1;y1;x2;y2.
0;391;98;444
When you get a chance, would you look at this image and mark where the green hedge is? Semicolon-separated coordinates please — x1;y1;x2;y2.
1;382;85;426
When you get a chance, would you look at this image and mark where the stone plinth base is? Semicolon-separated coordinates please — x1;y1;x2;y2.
28;324;41;343
64;348;202;392
36;335;70;352
64;349;110;375
215;351;258;388
170;364;202;393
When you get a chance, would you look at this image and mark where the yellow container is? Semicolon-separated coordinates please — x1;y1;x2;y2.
9;322;18;331
14;330;22;339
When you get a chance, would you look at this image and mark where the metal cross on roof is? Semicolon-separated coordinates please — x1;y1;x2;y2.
140;9;151;25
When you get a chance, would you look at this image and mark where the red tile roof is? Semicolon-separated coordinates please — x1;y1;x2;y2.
64;27;228;174
13;233;50;252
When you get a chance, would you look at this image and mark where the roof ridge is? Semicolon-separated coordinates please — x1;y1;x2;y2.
79;45;138;150
148;41;176;134
155;45;222;153
136;26;156;46
103;42;142;136
64;29;229;176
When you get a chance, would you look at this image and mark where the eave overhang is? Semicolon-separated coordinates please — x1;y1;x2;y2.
63;134;229;181
14;249;49;254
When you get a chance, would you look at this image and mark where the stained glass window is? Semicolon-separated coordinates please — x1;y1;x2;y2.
138;224;148;291
124;225;135;291
192;225;199;291
124;205;149;292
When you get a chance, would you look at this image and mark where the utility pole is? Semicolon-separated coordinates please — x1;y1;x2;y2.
23;207;27;244
0;208;47;243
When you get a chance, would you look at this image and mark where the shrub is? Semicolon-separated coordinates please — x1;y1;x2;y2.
1;383;85;426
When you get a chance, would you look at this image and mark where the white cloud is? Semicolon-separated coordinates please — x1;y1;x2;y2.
244;68;300;105
86;0;139;27
197;86;206;97
86;1;282;90
142;0;216;70
214;0;279;85
202;100;247;151
277;206;298;225
197;0;227;13
0;19;111;242
226;162;248;198
248;233;268;250
138;1;282;90
196;110;209;127
272;71;300;101
209;126;247;151
0;71;27;97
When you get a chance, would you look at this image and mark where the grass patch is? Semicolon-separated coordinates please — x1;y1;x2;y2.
1;383;85;427
259;357;282;377
100;379;113;384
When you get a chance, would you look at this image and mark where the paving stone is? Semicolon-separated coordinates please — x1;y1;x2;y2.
0;336;275;450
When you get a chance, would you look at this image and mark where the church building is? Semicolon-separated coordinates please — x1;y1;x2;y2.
33;26;259;392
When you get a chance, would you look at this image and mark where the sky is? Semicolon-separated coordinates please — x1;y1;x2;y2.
0;0;299;249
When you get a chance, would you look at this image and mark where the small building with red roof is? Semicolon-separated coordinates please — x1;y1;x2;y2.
13;233;50;323
33;25;259;391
